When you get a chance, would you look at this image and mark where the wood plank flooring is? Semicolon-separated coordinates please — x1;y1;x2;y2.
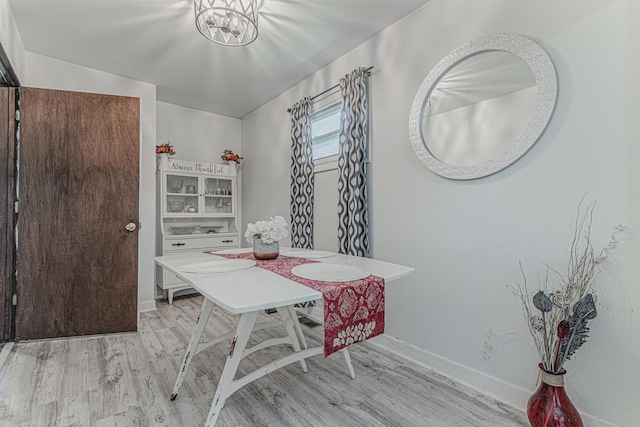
0;296;527;426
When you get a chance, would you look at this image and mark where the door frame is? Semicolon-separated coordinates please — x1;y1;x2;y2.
1;42;20;342
0;88;17;343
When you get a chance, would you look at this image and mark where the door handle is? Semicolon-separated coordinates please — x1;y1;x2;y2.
125;222;137;232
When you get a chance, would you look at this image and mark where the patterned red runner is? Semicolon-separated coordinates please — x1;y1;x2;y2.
206;251;385;357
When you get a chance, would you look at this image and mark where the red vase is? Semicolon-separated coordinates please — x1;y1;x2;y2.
527;364;583;427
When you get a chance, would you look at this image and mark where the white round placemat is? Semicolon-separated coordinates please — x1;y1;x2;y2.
177;259;256;274
281;249;337;259
291;263;370;282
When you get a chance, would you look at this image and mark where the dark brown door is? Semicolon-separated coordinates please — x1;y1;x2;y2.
0;87;17;342
16;88;140;340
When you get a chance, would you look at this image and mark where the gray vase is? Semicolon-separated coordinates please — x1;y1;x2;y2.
252;239;279;260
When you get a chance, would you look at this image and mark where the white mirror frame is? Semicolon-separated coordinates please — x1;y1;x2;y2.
409;33;558;180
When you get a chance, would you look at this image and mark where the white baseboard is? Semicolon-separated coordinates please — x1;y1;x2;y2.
138;299;157;313
0;342;14;371
370;334;621;427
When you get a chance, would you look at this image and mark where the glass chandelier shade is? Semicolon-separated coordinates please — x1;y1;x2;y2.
194;0;258;46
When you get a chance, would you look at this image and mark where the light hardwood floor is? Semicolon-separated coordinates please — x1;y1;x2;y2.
0;296;527;426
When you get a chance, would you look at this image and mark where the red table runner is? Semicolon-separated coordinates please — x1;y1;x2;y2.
206;251;385;357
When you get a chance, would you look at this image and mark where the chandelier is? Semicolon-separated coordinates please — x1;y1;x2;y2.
194;0;258;47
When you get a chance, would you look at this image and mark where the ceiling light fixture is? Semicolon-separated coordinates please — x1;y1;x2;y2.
194;0;258;47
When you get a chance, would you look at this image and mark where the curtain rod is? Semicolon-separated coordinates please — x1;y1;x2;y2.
287;66;373;113
309;66;374;102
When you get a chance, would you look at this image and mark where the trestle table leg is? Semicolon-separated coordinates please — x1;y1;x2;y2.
171;298;215;400
341;347;356;379
276;306;308;373
205;311;258;427
288;305;309;350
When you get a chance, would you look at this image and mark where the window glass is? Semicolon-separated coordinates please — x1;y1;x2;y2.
311;91;342;161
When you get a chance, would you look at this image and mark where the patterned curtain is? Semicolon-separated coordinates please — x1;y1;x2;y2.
337;67;369;257
289;97;314;249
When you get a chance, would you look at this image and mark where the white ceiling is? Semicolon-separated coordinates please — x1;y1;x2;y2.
8;0;431;118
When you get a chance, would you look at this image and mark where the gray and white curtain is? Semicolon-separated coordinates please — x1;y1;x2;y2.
289;97;314;249
337;67;369;257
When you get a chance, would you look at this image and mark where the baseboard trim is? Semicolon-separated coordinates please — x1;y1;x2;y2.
370;334;621;427
138;299;157;313
0;342;14;371
370;334;530;411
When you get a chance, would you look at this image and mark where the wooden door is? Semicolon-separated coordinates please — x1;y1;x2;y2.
16;88;140;340
0;87;17;342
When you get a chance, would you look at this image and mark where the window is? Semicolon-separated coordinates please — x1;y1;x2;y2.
311;90;341;161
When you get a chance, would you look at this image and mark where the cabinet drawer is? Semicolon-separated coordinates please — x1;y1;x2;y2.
163;235;238;251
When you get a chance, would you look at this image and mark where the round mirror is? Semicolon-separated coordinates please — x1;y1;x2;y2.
409;33;558;180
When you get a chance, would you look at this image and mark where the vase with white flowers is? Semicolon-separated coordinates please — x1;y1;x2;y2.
245;216;289;260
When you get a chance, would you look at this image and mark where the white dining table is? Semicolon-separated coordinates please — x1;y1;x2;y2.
155;248;414;427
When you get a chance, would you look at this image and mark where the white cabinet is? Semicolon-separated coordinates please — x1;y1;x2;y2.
156;159;240;303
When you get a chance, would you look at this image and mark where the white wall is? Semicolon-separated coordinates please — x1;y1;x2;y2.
156;101;241;164
155;102;242;297
24;53;158;314
241;0;639;425
0;1;25;82
241;104;295;243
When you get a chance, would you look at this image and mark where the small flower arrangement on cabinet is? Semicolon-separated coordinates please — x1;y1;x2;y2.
156;142;176;155
221;149;243;164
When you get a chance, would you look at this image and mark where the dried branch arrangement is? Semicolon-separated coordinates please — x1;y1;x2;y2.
509;201;623;374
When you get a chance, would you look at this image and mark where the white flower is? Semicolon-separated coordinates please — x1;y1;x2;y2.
245;215;289;244
549;291;572;309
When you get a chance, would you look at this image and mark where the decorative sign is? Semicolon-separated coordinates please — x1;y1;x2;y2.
164;158;235;176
